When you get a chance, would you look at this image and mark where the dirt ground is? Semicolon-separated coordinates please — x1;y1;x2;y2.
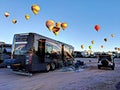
0;58;120;90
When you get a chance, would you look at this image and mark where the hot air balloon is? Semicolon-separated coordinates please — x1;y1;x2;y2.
111;34;114;37
31;4;40;15
104;38;108;42
61;22;68;30
91;40;94;44
89;45;92;50
81;45;84;49
56;22;61;28
52;26;60;35
94;25;100;32
12;19;17;24
4;12;10;17
25;14;30;20
46;20;55;31
101;45;104;48
118;48;120;51
115;47;118;50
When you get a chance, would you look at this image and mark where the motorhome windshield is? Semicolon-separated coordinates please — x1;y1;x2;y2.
14;34;28;55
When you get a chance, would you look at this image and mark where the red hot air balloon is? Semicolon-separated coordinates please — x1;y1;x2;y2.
94;25;100;32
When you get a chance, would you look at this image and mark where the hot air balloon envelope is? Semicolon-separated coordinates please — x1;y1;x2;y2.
89;45;92;49
31;4;40;15
104;38;108;42
91;40;94;44
4;12;10;17
94;25;100;32
12;19;17;24
81;45;84;49
61;22;68;30
46;20;55;31
111;34;114;37
52;26;60;35
25;14;30;20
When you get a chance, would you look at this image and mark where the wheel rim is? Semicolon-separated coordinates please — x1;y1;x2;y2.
51;63;55;70
47;64;50;71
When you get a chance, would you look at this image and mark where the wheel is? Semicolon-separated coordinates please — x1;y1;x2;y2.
111;66;114;70
98;65;101;69
46;64;50;72
50;63;55;70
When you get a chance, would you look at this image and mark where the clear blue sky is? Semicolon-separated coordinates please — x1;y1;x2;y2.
0;0;120;52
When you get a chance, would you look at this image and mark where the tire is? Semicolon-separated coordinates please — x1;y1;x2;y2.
111;66;114;70
46;64;50;72
98;65;101;69
50;63;56;70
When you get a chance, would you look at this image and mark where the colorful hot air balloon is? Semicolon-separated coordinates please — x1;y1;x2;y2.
52;26;60;35
31;4;40;15
25;14;30;20
61;22;68;30
56;22;61;28
94;25;100;32
91;40;94;44
46;20;55;31
101;45;104;48
12;19;17;24
89;45;92;50
111;34;114;37
104;38;108;42
81;45;84;49
4;12;10;17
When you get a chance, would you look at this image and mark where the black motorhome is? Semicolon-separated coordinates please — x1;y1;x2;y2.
0;42;11;63
11;32;74;73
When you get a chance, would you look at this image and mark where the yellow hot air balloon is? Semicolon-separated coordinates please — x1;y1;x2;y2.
56;22;61;28
25;14;30;20
46;20;55;31
81;45;84;49
31;4;40;15
111;34;114;37
4;12;10;17
52;26;60;35
91;40;94;44
61;22;68;30
12;19;17;24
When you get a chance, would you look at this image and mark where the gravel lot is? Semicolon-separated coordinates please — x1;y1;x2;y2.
0;58;120;90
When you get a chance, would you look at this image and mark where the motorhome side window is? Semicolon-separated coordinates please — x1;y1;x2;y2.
45;43;53;58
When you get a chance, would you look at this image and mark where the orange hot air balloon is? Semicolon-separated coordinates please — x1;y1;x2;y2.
101;45;104;48
46;20;55;31
94;25;100;32
31;4;40;15
61;22;68;30
104;38;108;42
81;45;84;49
56;22;61;28
12;19;17;24
111;34;114;37
25;14;30;20
91;40;94;44
52;26;60;35
4;12;10;17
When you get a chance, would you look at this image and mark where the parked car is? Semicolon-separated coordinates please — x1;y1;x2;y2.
98;54;115;70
